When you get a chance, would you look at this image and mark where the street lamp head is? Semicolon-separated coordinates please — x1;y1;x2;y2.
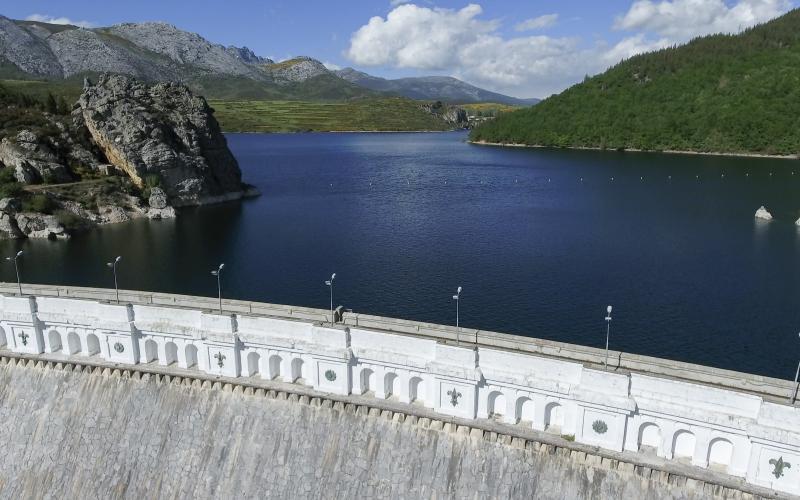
331;273;336;281
114;256;122;263
15;251;22;258
211;270;219;276
607;305;613;314
457;286;462;294
452;295;459;300
218;263;225;271
325;280;331;286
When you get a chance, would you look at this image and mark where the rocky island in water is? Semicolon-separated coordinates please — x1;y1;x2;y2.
0;73;256;240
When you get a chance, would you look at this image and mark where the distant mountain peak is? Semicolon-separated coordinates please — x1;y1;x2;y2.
335;68;538;106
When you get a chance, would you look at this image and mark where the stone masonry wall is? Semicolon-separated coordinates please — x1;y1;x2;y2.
0;357;765;500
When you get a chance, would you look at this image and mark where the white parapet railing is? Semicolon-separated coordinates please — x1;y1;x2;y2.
0;284;798;496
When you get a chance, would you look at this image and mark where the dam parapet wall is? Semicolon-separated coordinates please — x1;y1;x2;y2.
0;283;798;497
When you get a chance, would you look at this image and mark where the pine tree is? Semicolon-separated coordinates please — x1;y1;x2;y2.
57;96;70;115
45;93;58;114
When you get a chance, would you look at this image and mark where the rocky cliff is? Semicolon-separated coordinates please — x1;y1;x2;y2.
0;358;754;500
76;74;246;206
0;74;252;239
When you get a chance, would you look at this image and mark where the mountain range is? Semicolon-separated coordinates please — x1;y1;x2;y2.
334;68;538;106
0;15;535;104
471;9;800;156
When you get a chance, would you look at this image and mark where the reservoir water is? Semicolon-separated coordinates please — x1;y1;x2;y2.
2;131;799;379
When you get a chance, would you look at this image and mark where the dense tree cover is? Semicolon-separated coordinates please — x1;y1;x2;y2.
0;83;71;140
470;9;800;156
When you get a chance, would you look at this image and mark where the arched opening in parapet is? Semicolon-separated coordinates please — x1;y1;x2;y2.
86;334;101;356
637;423;661;454
185;344;198;369
47;330;62;353
164;342;178;366
544;402;564;432
487;391;506;418
247;352;260;377
290;358;304;383
671;430;696;462
360;368;374;394
0;326;6;347
515;397;534;425
67;332;82;355
706;438;733;471
144;339;158;363
409;376;424;404
268;355;282;380
383;372;398;398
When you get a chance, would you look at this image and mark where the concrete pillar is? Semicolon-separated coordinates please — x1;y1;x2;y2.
503;393;517;425
157;340;168;366
531;394;549;432
398;372;411;404
176;341;188;368
280;353;293;381
692;429;711;468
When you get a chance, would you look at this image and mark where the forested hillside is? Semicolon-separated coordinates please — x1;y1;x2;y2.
470;9;800;156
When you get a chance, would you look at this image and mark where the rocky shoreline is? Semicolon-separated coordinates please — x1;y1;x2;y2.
0;74;256;240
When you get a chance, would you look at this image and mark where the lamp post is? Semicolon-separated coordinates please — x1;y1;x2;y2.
604;305;613;371
211;263;225;314
5;250;22;295
453;286;462;346
791;332;800;403
325;273;336;325
106;256;122;303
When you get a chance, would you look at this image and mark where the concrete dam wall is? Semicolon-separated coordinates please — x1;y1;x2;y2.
0;356;758;499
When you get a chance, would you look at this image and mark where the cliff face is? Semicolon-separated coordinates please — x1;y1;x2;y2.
0;359;742;499
76;74;245;206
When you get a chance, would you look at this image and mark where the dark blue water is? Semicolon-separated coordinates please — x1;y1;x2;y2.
3;131;800;379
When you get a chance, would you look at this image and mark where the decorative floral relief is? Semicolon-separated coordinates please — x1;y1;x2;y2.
592;420;608;434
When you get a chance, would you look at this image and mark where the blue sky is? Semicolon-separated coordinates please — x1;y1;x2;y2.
4;0;795;97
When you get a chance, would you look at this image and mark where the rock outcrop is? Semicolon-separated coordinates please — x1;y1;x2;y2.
76;74;246;206
14;212;68;239
755;206;772;220
419;102;469;128
0;130;73;184
264;56;330;84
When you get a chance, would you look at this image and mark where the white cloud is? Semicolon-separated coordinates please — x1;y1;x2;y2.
390;0;411;6
25;14;95;28
346;4;599;97
346;1;792;98
515;13;559;31
615;0;790;40
323;61;342;71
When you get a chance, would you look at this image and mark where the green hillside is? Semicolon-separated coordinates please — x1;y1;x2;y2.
470;9;800;156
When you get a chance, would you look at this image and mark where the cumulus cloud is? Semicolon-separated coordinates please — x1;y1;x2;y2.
515;13;559;31
615;0;791;40
25;14;95;28
345;1;792;98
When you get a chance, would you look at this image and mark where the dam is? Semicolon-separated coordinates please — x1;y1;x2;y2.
0;282;797;499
